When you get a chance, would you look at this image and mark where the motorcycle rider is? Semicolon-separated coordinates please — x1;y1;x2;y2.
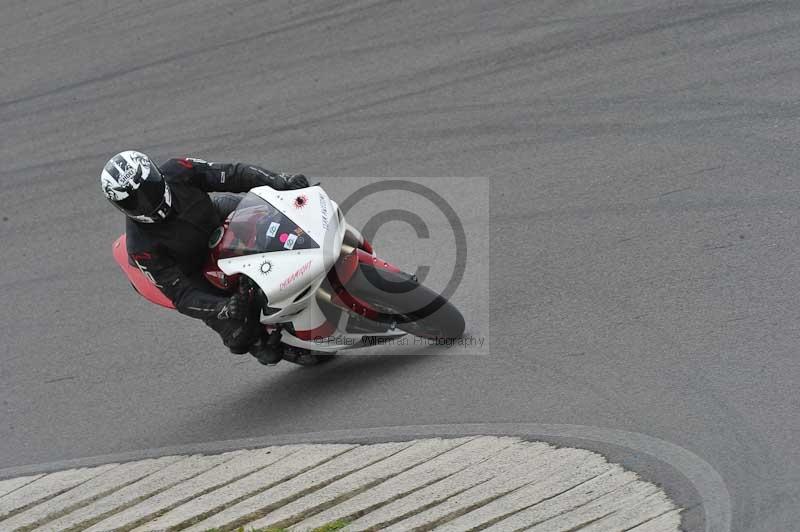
100;150;309;365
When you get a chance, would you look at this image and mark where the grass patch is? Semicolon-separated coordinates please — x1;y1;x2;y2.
311;519;350;531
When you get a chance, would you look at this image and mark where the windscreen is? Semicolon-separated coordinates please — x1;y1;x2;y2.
217;192;319;259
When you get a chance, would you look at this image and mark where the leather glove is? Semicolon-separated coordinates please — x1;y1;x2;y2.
215;292;248;321
284;173;309;189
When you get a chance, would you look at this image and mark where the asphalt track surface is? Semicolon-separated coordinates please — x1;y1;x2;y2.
2;1;799;531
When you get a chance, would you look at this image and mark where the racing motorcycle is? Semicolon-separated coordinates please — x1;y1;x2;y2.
112;185;465;365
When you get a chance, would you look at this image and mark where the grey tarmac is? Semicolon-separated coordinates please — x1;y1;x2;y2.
2;1;799;531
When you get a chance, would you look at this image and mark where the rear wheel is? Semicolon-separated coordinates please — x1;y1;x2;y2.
344;263;465;340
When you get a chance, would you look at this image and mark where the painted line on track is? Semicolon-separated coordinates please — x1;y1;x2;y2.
0;437;679;531
0;423;730;532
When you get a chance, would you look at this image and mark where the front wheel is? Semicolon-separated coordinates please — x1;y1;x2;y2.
344;263;465;340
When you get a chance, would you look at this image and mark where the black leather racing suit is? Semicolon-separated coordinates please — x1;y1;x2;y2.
126;157;298;353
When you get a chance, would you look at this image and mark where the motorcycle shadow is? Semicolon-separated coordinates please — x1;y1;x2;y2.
177;348;449;437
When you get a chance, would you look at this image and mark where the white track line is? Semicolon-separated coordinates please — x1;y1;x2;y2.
0;464;117;519
32;454;232;532
85;447;296;532
348;441;555;531
287;436;518;531
133;444;353;532
181;441;414;532
247;437;473;530
383;448;613;532
0;457;180;531
0;475;45;500
0;437;682;532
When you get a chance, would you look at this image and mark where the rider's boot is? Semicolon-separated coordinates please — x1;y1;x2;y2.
249;329;284;365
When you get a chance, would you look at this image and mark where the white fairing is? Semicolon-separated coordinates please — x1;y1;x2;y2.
217;186;343;310
215;185;404;352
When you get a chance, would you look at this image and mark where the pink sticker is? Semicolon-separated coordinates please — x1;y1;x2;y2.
279;233;289;243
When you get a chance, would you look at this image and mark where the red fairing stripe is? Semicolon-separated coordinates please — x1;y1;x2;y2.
329;249;360;286
325;248;404;320
112;235;176;309
331;289;382;321
294;320;337;341
356;248;402;273
177;158;193;169
328;247;402;289
359;238;374;254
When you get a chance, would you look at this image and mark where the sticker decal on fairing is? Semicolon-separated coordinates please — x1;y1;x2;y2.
279;259;313;290
318;192;330;230
283;233;298;249
293;194;308;209
267;221;280;237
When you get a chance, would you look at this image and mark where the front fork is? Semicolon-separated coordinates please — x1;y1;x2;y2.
317;223;404;322
267;224;378;342
276;225;409;351
342;223;374;255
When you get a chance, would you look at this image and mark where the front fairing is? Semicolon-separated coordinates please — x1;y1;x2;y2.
217;194;321;257
213;186;344;315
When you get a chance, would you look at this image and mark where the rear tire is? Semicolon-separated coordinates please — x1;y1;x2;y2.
345;263;465;340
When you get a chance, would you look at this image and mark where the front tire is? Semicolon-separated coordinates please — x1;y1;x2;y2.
345;263;465;340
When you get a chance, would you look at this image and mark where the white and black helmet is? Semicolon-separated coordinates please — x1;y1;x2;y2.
100;150;172;223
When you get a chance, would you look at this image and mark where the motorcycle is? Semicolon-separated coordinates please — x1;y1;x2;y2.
112;185;465;365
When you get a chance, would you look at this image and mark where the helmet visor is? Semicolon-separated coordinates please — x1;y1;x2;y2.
116;166;170;220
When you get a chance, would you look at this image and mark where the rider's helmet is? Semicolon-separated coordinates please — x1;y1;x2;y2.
100;150;172;223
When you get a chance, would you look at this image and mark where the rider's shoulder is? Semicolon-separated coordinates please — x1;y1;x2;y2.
159;158;199;182
125;223;161;261
160;157;209;171
124;219;146;245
